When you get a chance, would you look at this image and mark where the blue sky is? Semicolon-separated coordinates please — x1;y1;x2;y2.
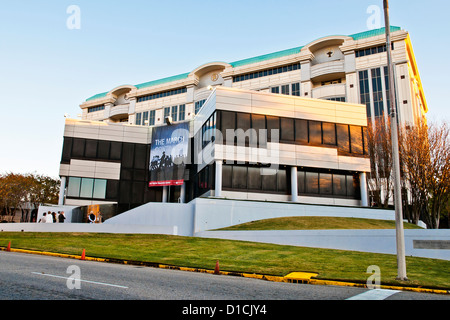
0;0;449;178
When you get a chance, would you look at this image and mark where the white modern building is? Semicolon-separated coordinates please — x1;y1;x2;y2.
58;26;427;221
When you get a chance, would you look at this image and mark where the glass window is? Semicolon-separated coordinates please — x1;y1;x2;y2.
359;70;371;118
248;167;262;190
179;104;185;121
371;68;384;117
267;116;280;142
85;139;98;158
319;173;333;195
67;177;81;197
346;175;356;197
280;118;294;142
80;178;94;198
195;100;206;114
295;119;308;144
72;138;85;158
333;174;347;196
297;170;305;194
262;169;277;191
236;113;251;132
142;111;149;126
271;87;280;94
232;166;247;189
222;165;232;189
350;126;364;155
251;114;266;147
277;169;287;192
281;84;290;95
291;83;300;96
309;121;322;145
135;113;142;126
93;179;107;199
149;110;156;126
337;124;350;153
164;107;170;118
221;111;236;130
171;105;178;121
322;122;336;146
305;172;319;194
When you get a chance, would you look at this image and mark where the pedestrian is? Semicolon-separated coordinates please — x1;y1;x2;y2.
51;212;57;223
58;211;66;223
39;212;47;223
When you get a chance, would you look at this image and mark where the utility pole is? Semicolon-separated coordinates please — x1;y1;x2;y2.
383;0;408;281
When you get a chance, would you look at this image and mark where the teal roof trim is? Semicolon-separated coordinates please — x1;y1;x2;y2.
349;26;401;41
85;27;402;102
230;46;303;68
135;72;190;90
86;92;108;101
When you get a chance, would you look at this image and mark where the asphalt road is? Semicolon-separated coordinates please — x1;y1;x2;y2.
0;251;448;310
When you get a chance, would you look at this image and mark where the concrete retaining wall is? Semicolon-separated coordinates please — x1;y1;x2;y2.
195;229;450;261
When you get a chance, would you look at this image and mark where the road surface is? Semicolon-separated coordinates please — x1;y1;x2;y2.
0;250;448;316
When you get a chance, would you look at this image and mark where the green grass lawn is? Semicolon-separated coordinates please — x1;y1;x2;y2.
1;232;449;290
217;216;423;231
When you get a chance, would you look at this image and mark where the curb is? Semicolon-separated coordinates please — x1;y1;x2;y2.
1;246;449;296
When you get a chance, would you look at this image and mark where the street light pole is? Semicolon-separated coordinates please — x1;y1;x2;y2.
383;0;408;281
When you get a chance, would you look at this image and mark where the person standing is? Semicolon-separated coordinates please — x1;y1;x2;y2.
58;211;66;223
38;212;47;223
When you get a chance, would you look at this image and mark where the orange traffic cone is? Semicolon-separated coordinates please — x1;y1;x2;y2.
6;241;11;252
80;249;85;260
214;260;220;275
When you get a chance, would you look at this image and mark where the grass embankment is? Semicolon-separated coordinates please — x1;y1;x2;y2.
218;216;423;231
1;232;449;290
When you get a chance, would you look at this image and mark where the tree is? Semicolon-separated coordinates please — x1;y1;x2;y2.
0;173;60;222
366;116;393;208
400;121;450;229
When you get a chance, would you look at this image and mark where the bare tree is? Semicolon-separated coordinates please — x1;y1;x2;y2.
400;121;450;229
367;117;393;208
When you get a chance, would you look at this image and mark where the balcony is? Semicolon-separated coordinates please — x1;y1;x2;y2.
310;60;345;80
109;104;130;119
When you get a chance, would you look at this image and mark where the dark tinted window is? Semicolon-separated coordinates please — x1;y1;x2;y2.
232;166;247;189
280;118;294;142
337;124;350;153
350;126;364;155
85;139;98;158
309;121;322;145
319;173;333;195
110;141;122;160
267;116;280;142
262;169;277;191
97;140;110;160
322;123;336;146
305;172;319;194
248;167;262;190
333;174;347;196
72;138;85;158
222;164;232;188
295;119;308;144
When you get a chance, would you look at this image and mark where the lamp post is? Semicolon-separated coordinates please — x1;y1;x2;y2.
383;0;408;281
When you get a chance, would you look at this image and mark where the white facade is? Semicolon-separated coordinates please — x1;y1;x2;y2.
79;27;426;128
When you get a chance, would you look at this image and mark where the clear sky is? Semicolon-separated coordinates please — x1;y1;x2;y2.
0;0;449;178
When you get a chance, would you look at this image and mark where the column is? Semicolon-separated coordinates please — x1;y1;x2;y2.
180;183;186;203
58;176;66;206
291;167;298;202
162;186;168;203
215;160;223;198
360;172;369;207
